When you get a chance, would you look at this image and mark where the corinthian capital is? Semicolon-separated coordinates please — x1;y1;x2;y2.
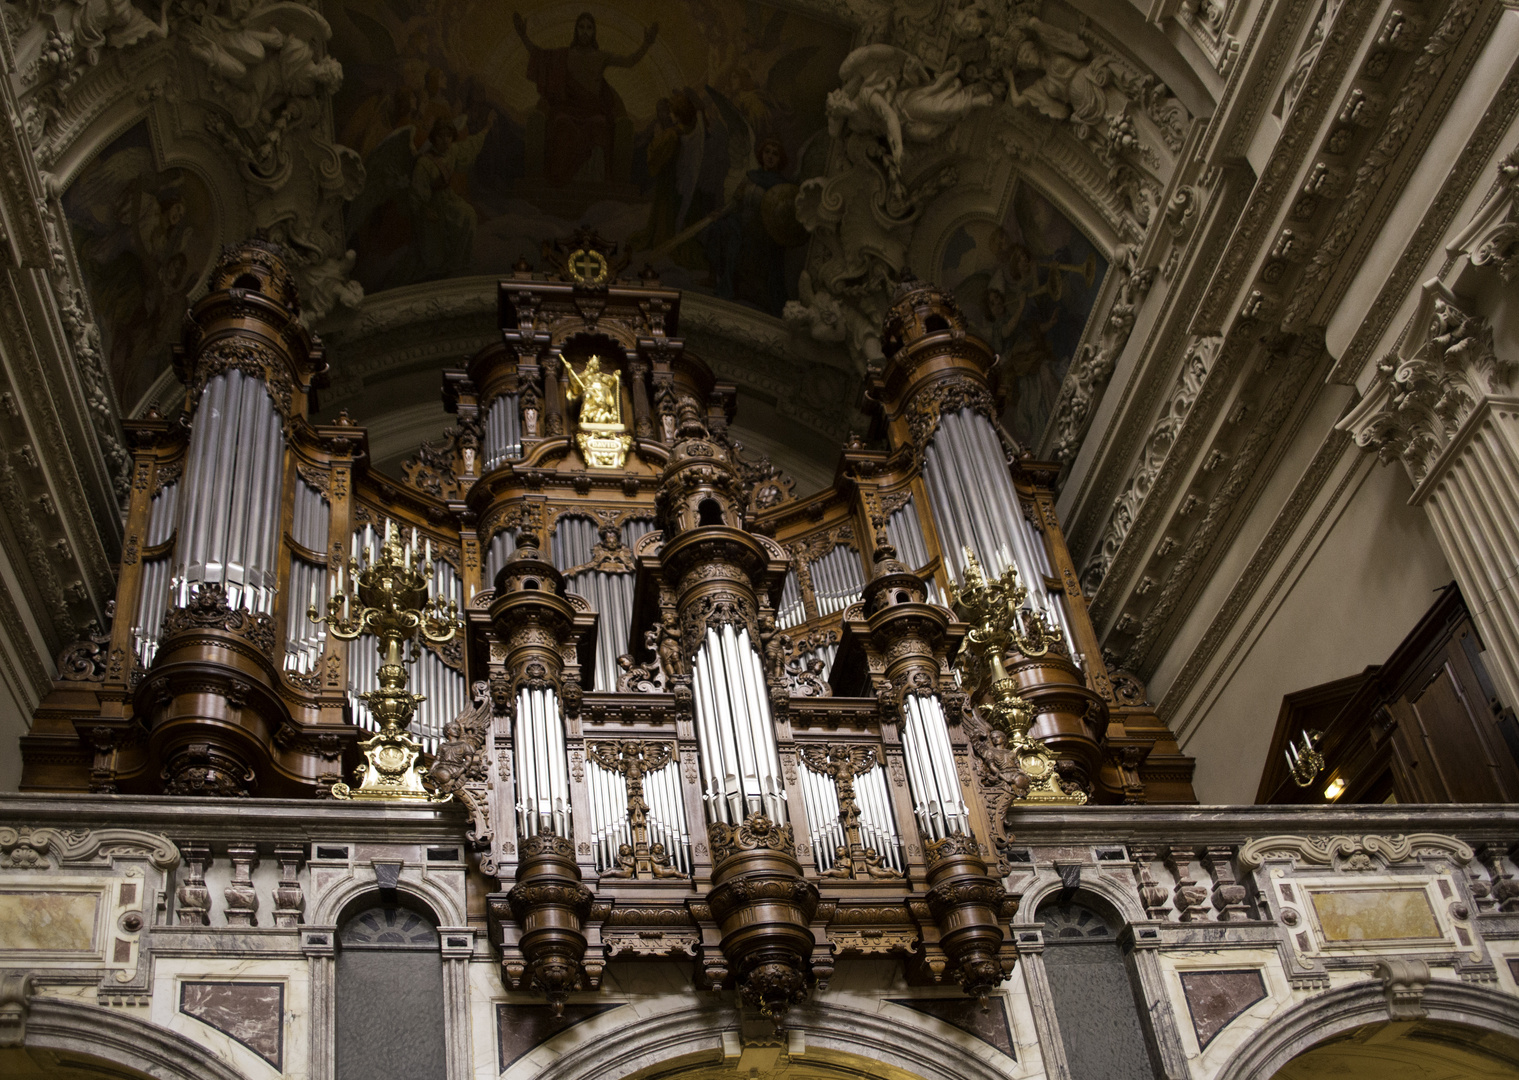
1337;285;1516;486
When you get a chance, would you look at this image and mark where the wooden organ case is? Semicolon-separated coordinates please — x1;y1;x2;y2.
22;240;1194;1018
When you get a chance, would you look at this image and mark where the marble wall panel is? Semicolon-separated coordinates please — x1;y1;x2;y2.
497;1003;624;1072
153;958;309;1079
1179;970;1267;1049
886;997;1016;1058
1308;888;1441;942
180;981;285;1069
0;888;100;953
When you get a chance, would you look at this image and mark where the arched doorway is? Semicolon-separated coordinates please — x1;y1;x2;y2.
1270;1019;1519;1079
1036;897;1159;1080
335;904;447;1080
1219;977;1519;1080
0;986;252;1080
527;1000;1011;1080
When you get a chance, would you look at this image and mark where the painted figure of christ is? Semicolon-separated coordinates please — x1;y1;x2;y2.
513;10;659;185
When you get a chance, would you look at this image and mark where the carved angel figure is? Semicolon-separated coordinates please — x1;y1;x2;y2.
825;44;992;197
182;0;342;154
565;356;622;426
656;612;686;679
73;0;167;66
1003;18;1107;127
788;657;831;698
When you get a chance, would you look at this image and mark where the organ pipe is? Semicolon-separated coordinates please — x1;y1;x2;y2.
173;369;285;614
899;693;969;840
131;480;179;668
482;393;522;471
514;686;571;839
922;408;1077;657
691;624;787;824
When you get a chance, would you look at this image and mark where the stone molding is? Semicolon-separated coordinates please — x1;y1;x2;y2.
1215;977;1519;1080
530;999;1013;1080
5;989;253;1080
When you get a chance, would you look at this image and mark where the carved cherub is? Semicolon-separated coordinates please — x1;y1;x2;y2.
648;843;687;879
656;612;686;679
602;843;636;879
820;845;854;878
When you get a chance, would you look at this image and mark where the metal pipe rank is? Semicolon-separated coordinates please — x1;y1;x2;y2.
310;522;464;800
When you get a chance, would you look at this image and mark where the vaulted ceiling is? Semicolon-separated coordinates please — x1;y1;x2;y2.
19;0;1214;490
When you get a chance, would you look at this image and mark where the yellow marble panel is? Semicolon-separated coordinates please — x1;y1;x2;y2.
1309;887;1440;942
0;890;101;951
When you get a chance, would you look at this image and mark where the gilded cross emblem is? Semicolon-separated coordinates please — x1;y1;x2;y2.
567;248;608;287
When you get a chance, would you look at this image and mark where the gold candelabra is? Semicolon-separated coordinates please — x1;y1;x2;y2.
950;548;1087;806
309;523;463;800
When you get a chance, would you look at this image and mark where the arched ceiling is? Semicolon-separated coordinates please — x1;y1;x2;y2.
24;0;1215;492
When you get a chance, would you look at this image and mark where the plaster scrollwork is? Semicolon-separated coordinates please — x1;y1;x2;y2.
786;2;1187;375
1236;832;1475;871
1336;285;1515;487
0;825;179;870
1081;334;1222;594
9;0;364;325
1451;140;1519;283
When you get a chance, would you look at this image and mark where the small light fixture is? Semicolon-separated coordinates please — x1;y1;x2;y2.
1323;777;1346;801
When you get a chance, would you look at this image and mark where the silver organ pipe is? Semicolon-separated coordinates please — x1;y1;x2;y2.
799;765;843;872
515;686;571;839
885;498;940;603
776;568;805;628
899;693;969;840
172;370;285;615
584;751;692;875
808;544;865;617
556;517;655;691
483;528;518;587
131;480;180;669
797;757;904;875
691;624;787;825
854;766;905;872
482;393;522;472
922;408;1077;656
284;477;330;676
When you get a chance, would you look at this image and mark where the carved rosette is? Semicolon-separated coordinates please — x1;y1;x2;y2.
503;833;595;1012
705;812;820;1024
922;832;1017;1002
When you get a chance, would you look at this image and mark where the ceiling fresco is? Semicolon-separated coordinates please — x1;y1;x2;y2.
62;121;216;411
330;0;850;313
33;0;1193;481
940;179;1107;447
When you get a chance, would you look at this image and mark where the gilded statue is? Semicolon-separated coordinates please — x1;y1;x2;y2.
566;356;622;426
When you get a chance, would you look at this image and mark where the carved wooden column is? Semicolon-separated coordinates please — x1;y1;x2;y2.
484;534;597;1009
653;402;814;1022
840;538;1017;1000
1339;284;1519;710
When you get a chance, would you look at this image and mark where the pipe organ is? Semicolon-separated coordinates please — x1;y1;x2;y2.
24;238;1195;1020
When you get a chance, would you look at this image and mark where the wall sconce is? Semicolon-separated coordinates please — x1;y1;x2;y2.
1285;728;1325;788
1323;776;1346;801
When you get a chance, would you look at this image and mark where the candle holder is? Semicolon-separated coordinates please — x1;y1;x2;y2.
951;548;1087;805
309;525;463;800
1286;728;1325;788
